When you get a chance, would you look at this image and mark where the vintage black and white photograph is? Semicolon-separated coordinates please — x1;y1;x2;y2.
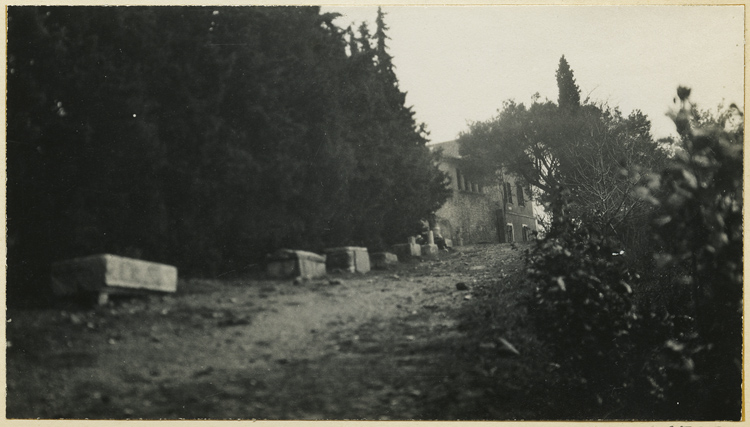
6;3;744;421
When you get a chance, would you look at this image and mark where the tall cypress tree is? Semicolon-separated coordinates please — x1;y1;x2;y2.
370;7;450;245
374;7;395;80
7;6;450;304
338;7;449;249
556;55;581;111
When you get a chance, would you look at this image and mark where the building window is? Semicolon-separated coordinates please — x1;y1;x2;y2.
458;169;477;192
517;183;525;207
522;225;530;242
504;183;513;204
456;171;488;194
505;223;514;243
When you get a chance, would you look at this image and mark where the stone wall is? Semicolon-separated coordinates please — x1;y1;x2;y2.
434;154;538;245
435;159;503;244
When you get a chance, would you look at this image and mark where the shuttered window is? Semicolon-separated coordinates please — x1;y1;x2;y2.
504;183;513;204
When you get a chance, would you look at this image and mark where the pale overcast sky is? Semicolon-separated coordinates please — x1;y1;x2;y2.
322;5;745;144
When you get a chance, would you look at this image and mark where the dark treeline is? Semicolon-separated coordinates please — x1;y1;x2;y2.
8;6;450;305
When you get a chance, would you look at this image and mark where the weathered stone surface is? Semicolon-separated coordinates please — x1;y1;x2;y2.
391;243;421;261
267;249;327;279
370;252;399;269
51;254;177;296
324;246;370;273
421;244;438;257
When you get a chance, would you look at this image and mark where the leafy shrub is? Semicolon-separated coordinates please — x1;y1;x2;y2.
634;88;743;420
525;88;742;419
526;193;641;410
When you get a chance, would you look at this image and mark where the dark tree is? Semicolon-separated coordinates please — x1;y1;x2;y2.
556;55;581;111
7;6;449;305
458;57;666;246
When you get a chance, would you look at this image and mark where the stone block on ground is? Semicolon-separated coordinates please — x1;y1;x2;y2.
370;252;399;269
266;249;327;279
51;254;178;297
421;244;438;257
324;246;370;273
391;243;421;261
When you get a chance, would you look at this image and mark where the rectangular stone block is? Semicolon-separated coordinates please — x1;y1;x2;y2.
267;249;327;279
370;252;399;269
421;244;439;257
324;246;371;273
51;254;177;296
391;243;421;261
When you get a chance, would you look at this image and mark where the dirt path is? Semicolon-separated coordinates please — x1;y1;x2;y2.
7;244;542;420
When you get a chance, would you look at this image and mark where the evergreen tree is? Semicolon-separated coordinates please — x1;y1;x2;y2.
556;55;581;111
7;6;449;304
459;58;666;245
374;7;395;80
357;21;373;53
360;7;449;246
346;26;359;56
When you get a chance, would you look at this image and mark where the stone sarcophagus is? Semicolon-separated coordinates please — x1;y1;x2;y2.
324;246;371;273
421;244;438;256
266;249;327;279
370;252;399;269
391;237;421;261
51;254;178;298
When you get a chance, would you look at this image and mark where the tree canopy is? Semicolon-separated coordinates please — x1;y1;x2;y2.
7;6;450;304
457;55;667;242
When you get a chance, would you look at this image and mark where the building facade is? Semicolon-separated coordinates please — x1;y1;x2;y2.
431;140;537;245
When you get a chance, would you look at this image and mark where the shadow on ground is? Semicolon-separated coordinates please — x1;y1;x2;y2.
7;243;558;420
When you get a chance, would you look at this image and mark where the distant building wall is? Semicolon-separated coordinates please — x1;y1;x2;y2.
432;140;538;245
435;159;503;245
500;177;538;243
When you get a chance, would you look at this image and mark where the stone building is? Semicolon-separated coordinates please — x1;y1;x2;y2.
431;140;537;245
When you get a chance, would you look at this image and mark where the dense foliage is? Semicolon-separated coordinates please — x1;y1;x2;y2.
526;195;641;410
457;56;667;251
636;89;743;419
526;88;742;419
7;6;450;305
